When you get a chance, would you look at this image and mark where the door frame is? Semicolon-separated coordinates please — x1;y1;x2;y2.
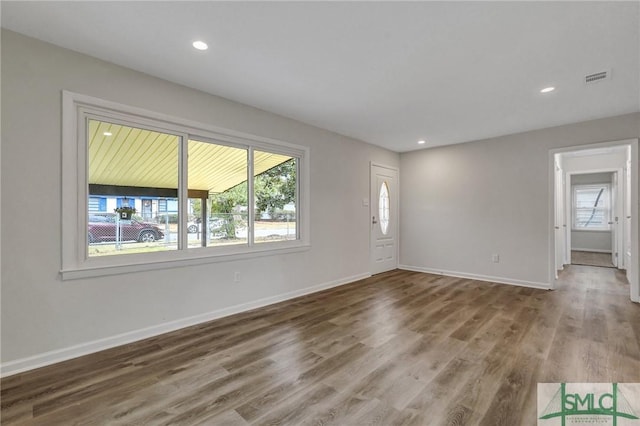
370;162;399;274
564;168;623;268
553;156;565;277
548;138;639;303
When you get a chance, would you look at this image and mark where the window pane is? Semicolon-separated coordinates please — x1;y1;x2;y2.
575;187;608;208
253;152;297;243
87;120;179;257
575;208;608;228
188;140;248;248
379;181;390;235
573;184;610;230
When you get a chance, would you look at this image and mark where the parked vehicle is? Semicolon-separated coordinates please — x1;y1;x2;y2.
187;217;228;235
88;213;164;243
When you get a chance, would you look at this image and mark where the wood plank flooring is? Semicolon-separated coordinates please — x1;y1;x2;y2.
571;250;615;268
2;267;639;425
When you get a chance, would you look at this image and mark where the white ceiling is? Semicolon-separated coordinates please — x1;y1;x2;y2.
2;1;639;152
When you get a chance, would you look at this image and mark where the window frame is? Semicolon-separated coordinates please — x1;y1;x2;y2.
572;183;611;232
62;91;310;280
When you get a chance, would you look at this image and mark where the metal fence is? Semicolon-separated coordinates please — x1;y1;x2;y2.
88;212;296;256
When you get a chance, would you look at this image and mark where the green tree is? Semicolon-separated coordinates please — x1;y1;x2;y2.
210;184;247;239
254;159;296;218
190;198;202;219
209;158;296;238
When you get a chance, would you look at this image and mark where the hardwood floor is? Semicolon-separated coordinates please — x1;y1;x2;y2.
2;267;639;425
571;250;615;268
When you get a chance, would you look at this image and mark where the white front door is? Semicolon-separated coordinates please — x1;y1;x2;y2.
370;164;398;274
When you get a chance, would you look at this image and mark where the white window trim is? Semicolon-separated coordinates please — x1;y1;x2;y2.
571;183;611;232
61;91;310;280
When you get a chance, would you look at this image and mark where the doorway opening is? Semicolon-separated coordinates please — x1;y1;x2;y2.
569;171;618;268
550;139;639;302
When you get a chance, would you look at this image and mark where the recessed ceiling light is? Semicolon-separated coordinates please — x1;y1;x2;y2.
103;132;112;136
540;87;555;93
192;41;208;51
418;140;426;145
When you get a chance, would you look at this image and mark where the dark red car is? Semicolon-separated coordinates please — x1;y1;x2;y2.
88;213;164;243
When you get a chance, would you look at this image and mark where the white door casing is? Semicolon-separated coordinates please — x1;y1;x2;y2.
562;172;569;265
370;163;398;274
564;173;572;265
554;157;565;276
624;160;632;270
611;171;619;267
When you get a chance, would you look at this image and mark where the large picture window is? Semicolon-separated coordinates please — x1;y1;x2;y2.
572;184;611;231
62;92;308;278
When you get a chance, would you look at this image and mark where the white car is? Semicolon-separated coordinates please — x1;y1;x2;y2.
187;217;226;233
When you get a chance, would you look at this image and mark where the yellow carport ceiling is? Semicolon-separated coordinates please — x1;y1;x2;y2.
89;120;292;194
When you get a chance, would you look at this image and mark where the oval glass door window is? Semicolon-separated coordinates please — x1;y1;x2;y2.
379;181;390;235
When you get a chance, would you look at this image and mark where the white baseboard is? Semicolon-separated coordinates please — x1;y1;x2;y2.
0;272;370;378
571;248;612;253
398;264;550;290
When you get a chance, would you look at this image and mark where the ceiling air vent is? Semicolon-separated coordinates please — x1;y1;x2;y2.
585;70;611;84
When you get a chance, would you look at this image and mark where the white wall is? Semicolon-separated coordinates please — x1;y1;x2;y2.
399;113;640;287
570;172;612;185
570;172;613;252
571;231;611;252
563;152;627;172
0;31;399;372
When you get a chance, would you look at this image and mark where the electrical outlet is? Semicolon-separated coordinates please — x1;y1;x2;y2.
234;272;240;283
492;254;500;263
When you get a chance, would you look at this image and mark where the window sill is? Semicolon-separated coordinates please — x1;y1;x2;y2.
571;228;611;233
60;243;311;280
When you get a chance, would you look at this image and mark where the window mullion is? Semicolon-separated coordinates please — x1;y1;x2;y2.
248;148;255;247
79;112;90;262
179;134;189;250
296;157;301;240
